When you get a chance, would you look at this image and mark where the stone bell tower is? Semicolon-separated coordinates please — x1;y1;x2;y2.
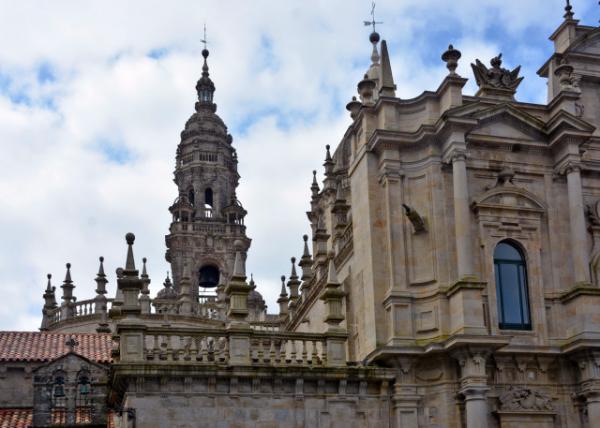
165;45;250;296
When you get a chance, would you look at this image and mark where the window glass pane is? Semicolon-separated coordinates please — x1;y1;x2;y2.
495;264;504;324
494;242;522;261
499;264;522;325
519;265;530;325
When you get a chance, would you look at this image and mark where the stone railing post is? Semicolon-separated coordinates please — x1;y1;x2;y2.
320;257;347;367
225;241;251;365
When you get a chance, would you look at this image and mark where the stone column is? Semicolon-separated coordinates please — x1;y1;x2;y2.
453;350;490;428
566;164;591;284
452;152;475;279
391;357;420;428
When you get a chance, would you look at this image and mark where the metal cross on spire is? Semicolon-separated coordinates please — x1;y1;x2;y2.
364;1;383;34
65;336;79;353
200;23;208;50
564;0;574;19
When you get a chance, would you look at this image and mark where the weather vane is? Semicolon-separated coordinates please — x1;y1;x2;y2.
364;1;383;33
201;23;208;50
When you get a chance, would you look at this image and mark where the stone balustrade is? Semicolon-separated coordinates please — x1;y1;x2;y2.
116;325;348;368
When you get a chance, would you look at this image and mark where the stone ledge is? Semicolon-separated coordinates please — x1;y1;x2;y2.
559;283;600;303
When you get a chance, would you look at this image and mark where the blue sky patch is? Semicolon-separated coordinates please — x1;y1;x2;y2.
97;137;134;165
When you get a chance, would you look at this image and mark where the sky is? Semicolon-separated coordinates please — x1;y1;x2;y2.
0;0;596;331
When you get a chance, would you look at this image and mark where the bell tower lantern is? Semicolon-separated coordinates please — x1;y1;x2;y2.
165;45;250;296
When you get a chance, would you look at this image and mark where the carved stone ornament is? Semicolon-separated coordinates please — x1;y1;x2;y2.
587;200;600;227
402;204;427;233
471;54;524;91
499;386;554;411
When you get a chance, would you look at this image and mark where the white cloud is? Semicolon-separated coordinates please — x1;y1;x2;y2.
0;0;595;330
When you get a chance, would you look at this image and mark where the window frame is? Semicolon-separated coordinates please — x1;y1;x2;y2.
494;241;532;331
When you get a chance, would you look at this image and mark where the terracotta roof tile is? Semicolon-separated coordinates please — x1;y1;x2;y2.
0;408;115;427
0;408;31;428
0;331;112;364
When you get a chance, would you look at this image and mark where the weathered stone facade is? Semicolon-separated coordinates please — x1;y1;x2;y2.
3;4;600;428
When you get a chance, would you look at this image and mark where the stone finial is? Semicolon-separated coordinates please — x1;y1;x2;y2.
346;96;362;119
61;263;75;304
442;44;462;75
288;258;301;315
140;257;151;295
43;274;57;308
123;233;137;274
323;145;334;176
564;0;574;20
299;234;314;285
277;275;289;317
95;257;108;296
115;233;143;317
139;257;151;314
311;170;320;199
357;73;377;105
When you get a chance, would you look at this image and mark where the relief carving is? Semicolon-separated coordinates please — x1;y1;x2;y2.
499;387;554;411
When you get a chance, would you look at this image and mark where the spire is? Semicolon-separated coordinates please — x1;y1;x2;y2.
311;170;320;199
140;257;151;299
61;263;75;303
323;145;334;176
195;28;216;107
279;275;288;297
564;0;574;20
277;275;289;317
123;232;138;277
379;40;396;97
43;274;57;308
95;256;108;296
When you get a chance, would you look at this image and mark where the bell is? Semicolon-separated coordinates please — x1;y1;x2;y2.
79;383;90;395
198;265;219;288
54;385;65;398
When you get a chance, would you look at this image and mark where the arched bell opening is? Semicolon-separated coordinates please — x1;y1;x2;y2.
198;265;220;288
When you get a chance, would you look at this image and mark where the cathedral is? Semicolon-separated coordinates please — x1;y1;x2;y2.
2;3;600;427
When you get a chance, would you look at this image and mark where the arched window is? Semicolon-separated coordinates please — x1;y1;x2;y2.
205;188;213;208
494;241;531;330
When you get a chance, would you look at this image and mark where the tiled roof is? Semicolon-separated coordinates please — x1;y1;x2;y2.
0;408;31;428
0;408;115;428
0;331;112;364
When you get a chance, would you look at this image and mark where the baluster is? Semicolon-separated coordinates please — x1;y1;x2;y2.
276;339;284;364
207;337;215;361
222;336;230;363
190;336;199;361
166;335;174;361
301;340;308;364
321;340;327;366
289;340;296;364
311;340;318;365
257;338;265;362
268;338;275;363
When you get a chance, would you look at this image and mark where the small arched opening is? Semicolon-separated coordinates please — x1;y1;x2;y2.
198;265;220;288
